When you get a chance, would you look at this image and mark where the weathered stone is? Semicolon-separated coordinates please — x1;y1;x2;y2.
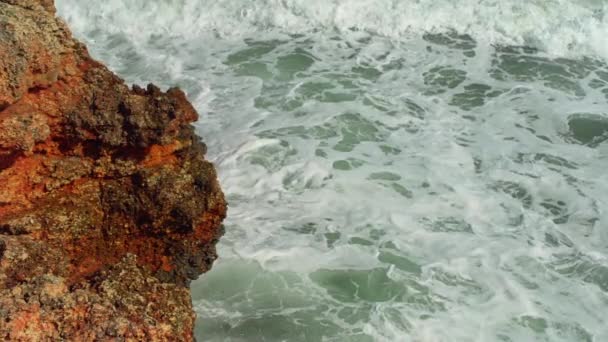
0;0;226;340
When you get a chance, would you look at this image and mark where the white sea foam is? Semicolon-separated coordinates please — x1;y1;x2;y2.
57;0;608;59
56;1;608;341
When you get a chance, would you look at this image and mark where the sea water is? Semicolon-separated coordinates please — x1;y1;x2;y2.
56;1;608;341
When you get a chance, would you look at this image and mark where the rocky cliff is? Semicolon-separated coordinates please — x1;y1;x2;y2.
0;1;226;340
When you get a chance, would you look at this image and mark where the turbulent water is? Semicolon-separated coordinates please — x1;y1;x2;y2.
57;1;608;341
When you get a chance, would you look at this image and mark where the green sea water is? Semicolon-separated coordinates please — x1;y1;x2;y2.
58;1;608;341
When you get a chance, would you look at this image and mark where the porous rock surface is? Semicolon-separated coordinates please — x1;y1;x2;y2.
0;1;226;340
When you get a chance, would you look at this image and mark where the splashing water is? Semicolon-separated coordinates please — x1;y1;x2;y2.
57;1;608;341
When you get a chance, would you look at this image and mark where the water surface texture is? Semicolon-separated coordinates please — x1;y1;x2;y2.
57;1;608;341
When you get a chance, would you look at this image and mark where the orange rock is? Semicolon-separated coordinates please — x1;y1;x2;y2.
0;0;226;340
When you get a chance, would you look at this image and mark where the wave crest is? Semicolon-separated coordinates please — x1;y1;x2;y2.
56;0;608;59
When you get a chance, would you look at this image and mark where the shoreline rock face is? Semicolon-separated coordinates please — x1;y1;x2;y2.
0;1;227;340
